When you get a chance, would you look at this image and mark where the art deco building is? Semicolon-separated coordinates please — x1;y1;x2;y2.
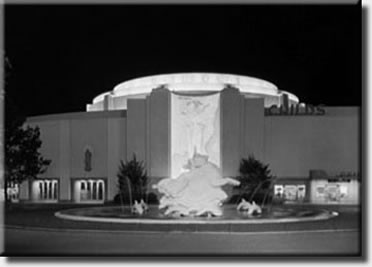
18;73;359;205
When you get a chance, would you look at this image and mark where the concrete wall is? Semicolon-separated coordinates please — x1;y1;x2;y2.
59;120;70;200
148;88;170;178
126;99;147;163
70;118;108;178
26;119;70;200
264;108;359;178
27;120;61;179
221;87;243;177
221;89;266;176
23;111;126;201
242;98;265;162
107;117;127;199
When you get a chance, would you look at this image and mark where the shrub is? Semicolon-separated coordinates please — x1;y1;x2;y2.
117;154;148;205
237;155;274;204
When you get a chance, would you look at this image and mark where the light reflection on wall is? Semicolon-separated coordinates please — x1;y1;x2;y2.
170;92;220;178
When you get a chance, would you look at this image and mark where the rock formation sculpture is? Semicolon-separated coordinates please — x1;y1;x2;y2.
153;154;240;217
131;199;149;215
236;199;262;215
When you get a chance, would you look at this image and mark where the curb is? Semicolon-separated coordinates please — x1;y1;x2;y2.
54;209;339;225
3;223;359;235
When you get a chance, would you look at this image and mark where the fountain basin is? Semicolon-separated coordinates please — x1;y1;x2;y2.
55;205;338;225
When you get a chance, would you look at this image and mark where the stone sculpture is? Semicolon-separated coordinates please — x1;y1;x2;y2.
140;199;149;212
236;199;262;215
153;154;240;217
131;199;149;215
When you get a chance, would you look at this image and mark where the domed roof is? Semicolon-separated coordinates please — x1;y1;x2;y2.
87;73;299;111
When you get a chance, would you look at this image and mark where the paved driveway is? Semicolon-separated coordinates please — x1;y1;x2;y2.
3;204;362;257
4;227;360;256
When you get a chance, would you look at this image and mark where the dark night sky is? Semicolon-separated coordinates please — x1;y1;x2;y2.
5;4;361;117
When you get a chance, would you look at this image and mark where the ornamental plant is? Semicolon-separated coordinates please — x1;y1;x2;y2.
117;154;148;205
237;155;274;203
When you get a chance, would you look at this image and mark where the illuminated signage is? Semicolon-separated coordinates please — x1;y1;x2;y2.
274;184;306;203
327;171;360;182
265;103;326;116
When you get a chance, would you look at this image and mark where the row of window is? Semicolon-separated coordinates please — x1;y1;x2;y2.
75;180;105;201
11;179;358;204
31;179;106;202
36;179;58;200
273;180;359;204
274;184;306;202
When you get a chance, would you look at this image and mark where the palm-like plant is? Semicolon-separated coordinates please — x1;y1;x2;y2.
117;154;147;206
237;155;274;204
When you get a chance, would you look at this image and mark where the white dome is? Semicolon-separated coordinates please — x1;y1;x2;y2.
87;73;299;111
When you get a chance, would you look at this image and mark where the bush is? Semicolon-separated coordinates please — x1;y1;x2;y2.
237;155;274;203
117;154;148;204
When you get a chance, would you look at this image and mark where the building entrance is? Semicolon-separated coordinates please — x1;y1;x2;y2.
73;179;105;203
31;179;58;202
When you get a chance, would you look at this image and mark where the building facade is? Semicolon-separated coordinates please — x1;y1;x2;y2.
18;73;360;205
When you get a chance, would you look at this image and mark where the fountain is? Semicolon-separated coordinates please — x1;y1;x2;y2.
54;154;338;225
153;153;240;217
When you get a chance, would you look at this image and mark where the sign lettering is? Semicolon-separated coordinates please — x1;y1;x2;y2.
265;103;326;116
